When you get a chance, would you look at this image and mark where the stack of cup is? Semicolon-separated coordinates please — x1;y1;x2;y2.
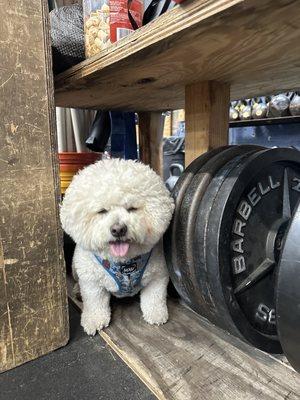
59;152;101;194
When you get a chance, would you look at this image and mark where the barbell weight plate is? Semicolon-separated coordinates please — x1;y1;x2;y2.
165;146;229;303
171;145;263;311
276;199;300;371
202;148;300;352
191;150;264;336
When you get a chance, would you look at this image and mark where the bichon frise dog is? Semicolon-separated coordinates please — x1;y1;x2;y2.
60;159;174;335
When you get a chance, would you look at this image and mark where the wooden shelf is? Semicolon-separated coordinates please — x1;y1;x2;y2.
230;115;300;127
67;277;300;400
55;0;300;111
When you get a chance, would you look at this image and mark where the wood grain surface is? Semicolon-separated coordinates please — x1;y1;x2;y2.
67;277;300;400
185;81;229;165
0;0;69;372
55;0;300;111
139;112;164;175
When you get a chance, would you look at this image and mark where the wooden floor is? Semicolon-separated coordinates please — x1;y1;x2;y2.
67;278;300;400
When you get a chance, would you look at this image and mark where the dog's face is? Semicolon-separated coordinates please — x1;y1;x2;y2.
60;159;174;260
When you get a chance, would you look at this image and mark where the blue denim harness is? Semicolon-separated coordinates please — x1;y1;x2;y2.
94;251;152;297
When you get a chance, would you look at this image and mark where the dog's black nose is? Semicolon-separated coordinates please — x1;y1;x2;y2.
110;223;127;238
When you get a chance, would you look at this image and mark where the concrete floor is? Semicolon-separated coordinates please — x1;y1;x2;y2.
0;303;155;400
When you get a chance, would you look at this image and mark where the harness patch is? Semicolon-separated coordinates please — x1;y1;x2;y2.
94;251;152;297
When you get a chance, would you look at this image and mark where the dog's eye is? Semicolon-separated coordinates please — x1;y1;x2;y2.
127;207;138;212
98;209;108;215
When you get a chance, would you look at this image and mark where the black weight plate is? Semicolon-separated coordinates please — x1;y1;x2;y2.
204;148;300;353
276;199;300;371
192;149;263;336
173;145;263;310
165;146;229;303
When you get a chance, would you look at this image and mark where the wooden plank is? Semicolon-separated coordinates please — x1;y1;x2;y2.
0;0;69;372
229;115;300;127
55;0;300;111
67;277;300;400
185;81;229;165
138;112;164;175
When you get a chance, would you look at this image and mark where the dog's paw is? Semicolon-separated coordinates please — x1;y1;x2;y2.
81;310;111;336
142;304;169;326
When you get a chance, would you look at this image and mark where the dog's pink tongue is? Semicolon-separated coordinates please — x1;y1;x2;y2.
110;242;130;257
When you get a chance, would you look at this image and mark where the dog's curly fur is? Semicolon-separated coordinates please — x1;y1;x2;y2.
60;159;174;335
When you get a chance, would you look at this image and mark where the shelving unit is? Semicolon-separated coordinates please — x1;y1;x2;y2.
55;0;300;397
55;0;300;111
55;0;300;166
230;116;300;128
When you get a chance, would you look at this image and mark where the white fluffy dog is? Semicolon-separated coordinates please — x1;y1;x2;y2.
60;159;174;335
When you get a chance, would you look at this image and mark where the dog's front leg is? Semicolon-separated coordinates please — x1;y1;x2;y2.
79;279;111;335
140;276;169;325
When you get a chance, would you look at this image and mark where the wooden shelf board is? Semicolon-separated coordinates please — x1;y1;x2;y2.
67;277;300;400
230;115;300;127
55;0;300;111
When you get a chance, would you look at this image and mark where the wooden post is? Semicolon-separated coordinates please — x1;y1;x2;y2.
138;112;164;176
185;81;230;166
0;0;68;372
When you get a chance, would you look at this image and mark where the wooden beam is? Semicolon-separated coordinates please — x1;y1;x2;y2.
0;0;68;372
185;81;229;166
138;112;164;176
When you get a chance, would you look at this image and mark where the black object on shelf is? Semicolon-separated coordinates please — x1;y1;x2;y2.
86;111;111;152
163;136;185;181
143;0;173;25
